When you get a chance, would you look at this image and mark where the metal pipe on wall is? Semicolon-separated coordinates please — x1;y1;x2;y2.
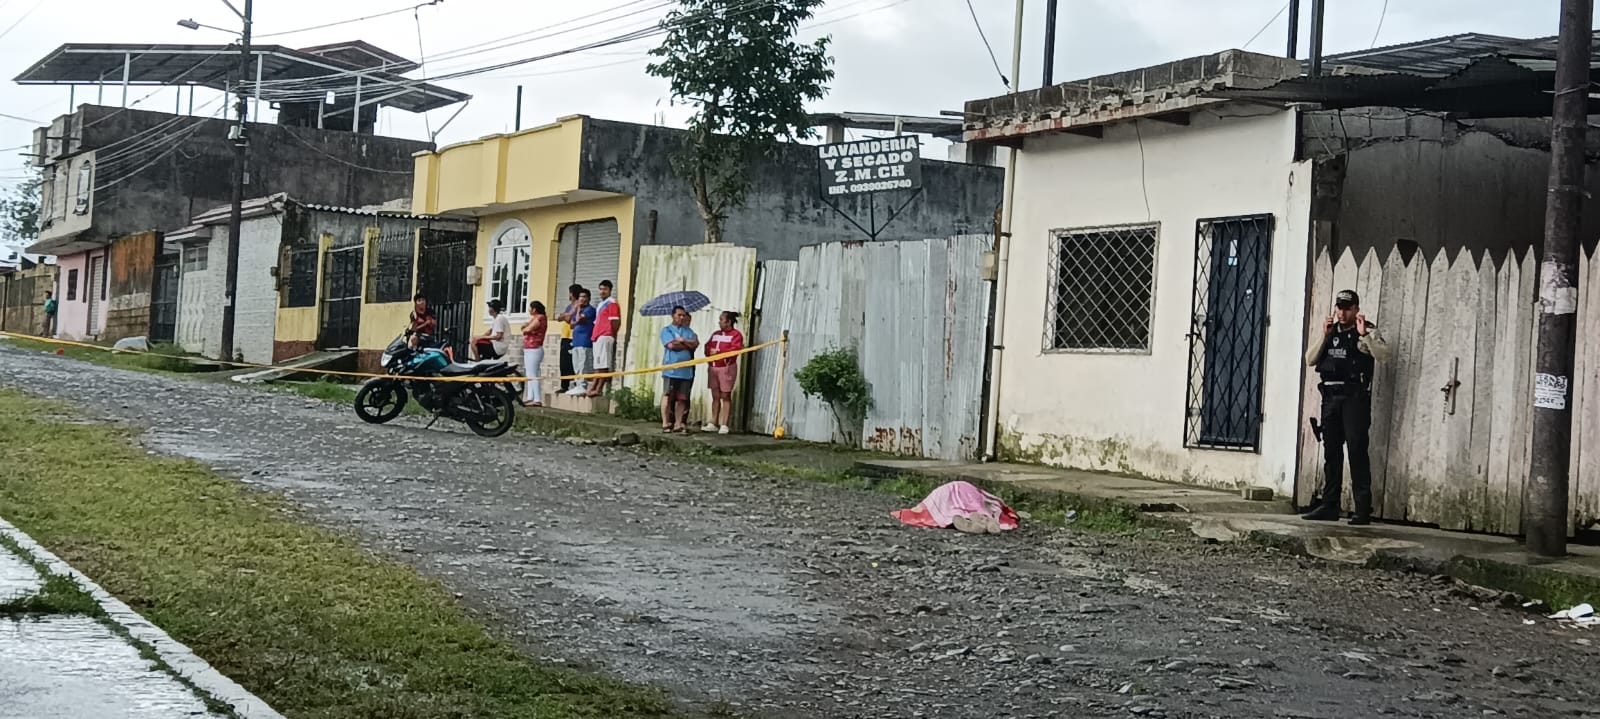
1042;0;1059;86
1309;0;1326;75
515;85;523;131
982;0;1026;461
1287;0;1301;58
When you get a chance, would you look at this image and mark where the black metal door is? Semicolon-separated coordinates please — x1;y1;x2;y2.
319;245;364;350
417;228;475;358
150;257;179;343
1185;214;1274;449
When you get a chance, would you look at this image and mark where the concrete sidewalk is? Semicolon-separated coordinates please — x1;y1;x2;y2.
856;457;1600;610
0;521;281;719
514;407;1600;610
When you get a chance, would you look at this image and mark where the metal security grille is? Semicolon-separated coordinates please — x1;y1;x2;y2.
319;245;363;350
1184;214;1274;450
1043;224;1158;352
150;257;179;342
283;248;318;308
366;227;416;304
418;228;475;358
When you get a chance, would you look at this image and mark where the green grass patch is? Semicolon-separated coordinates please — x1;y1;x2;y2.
0;388;673;719
0;536;102;617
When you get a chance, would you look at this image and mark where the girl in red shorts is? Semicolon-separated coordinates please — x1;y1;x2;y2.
702;311;744;434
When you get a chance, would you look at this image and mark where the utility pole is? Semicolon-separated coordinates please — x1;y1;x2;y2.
218;0;253;362
1527;0;1591;558
1041;0;1058;86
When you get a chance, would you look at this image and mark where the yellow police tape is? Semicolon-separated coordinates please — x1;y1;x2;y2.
0;330;783;385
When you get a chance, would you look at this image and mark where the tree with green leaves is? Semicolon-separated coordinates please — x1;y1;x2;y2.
646;0;834;244
0;168;42;245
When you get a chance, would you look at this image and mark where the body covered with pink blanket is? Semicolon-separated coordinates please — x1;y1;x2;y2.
891;481;1019;530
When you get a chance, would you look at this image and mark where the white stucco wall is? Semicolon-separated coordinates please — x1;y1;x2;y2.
232;218;284;366
995;107;1313;495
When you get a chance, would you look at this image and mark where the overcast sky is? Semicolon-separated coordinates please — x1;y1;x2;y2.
0;0;1570;190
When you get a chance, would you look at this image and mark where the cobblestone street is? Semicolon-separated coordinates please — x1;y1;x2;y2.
2;342;1597;719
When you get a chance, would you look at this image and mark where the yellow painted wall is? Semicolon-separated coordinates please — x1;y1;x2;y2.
413;118;584;215
357;226;418;350
273;232;332;344
471;195;637;336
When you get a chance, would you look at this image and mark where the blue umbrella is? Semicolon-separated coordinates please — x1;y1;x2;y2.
638;290;712;317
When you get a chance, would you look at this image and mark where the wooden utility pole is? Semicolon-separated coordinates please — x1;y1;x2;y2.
218;0;253;362
1041;0;1058;86
1526;0;1592;557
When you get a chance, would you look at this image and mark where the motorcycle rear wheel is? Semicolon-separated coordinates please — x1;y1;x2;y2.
465;386;516;438
354;379;408;424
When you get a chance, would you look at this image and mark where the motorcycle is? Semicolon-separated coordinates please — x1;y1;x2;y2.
353;332;520;437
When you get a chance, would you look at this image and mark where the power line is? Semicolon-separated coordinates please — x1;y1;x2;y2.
1369;0;1389;48
280;129;415;174
414;4;433;138
1243;1;1291;51
0;0;45;42
961;0;1008;89
255;0;442;39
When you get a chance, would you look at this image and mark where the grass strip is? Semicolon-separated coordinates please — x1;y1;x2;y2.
0;388;672;719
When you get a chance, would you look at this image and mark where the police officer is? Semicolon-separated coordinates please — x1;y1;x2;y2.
1302;289;1391;525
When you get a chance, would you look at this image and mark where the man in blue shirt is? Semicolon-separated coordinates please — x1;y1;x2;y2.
565;289;598;395
659;305;699;433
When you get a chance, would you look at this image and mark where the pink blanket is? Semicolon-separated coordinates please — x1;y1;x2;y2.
891;481;1020;530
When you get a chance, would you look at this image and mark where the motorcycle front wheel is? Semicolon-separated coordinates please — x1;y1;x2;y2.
354;379;408;424
464;385;516;438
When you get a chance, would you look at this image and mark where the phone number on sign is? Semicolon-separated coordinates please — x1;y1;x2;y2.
828;178;915;196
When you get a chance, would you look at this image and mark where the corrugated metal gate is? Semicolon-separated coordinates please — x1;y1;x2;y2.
557;220;622;293
747;260;797;436
775;236;992;460
86;253;105;337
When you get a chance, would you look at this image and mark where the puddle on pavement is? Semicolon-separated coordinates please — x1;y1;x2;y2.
0;616;222;717
0;550;43;603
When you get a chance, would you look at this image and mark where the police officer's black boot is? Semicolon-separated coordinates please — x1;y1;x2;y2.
1300;499;1341;521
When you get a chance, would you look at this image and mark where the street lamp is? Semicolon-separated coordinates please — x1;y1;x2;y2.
177;0;253;362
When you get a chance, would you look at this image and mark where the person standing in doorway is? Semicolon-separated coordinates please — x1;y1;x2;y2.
521;301;548;407
556;285;581;392
565;289;597;395
1302;289;1391;525
42;290;57;337
702;311;744;434
659;306;699;433
586;279;623;398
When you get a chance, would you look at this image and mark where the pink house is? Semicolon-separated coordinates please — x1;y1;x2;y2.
51;250;107;341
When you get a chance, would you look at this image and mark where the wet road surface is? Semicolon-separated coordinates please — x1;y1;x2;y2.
1;341;1597;719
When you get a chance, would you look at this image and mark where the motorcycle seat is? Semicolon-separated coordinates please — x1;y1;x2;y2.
439;363;480;377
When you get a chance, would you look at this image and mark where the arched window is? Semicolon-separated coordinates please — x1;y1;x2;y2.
489;221;531;317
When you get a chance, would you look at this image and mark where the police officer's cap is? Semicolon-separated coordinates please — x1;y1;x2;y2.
1335;289;1360;307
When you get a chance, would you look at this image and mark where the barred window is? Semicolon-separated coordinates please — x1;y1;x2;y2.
490;223;531;314
366;228;416;304
283;247;319;308
182;244;208;273
66;269;78;301
1044;223;1158;352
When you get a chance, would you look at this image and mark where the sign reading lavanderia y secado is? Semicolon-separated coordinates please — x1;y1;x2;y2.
817;137;923;197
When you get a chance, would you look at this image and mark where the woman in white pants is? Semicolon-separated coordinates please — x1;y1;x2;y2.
520;301;548;407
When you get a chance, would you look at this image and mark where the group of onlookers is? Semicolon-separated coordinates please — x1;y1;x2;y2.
413;282;744;428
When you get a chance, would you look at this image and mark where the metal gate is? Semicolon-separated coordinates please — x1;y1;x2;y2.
417;228;475;358
150;256;179;342
556;219;622;294
86;253;105;337
1184;214;1274;450
319;245;363;350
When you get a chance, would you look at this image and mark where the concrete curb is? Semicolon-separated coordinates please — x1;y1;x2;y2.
0;517;285;719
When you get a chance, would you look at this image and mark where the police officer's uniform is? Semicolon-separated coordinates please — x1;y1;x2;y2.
1302;289;1390;525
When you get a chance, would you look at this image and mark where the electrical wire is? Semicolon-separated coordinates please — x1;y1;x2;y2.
0;0;44;43
1242;1;1291;51
414;4;433;139
961;0;1009;89
255;0;442;39
1369;0;1389;48
280;129;414;174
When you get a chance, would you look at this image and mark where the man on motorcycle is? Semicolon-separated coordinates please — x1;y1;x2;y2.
408;293;438;348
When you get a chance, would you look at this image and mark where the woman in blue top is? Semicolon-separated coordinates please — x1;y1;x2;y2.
659;306;699;433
